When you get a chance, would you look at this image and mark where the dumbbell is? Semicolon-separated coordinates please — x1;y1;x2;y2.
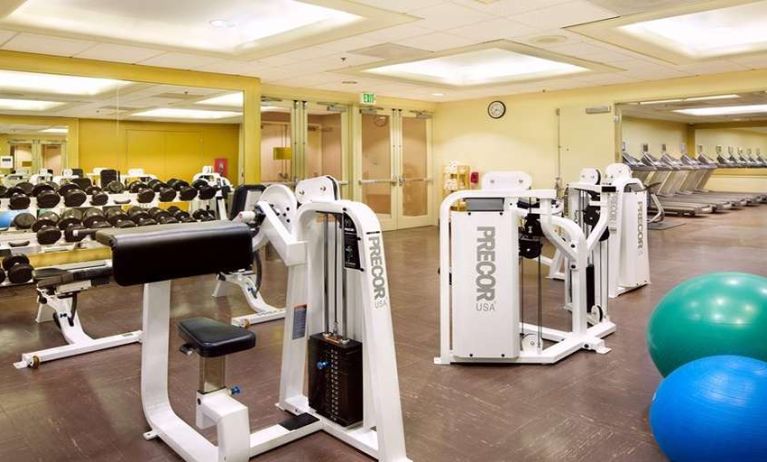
3;254;33;284
82;208;108;228
32;183;61;209
105;207;136;228
192;209;216;222
191;179;217;200
166;205;194;223
128;181;156;204
33;211;62;245
12;212;36;230
15;182;34;195
0;185;7;198
59;183;88;207
105;180;125;194
58;212;85;242
148;207;178;224
127;206;157;226
167;179;197;201
6;186;30;210
148;179;178;202
86;185;109;206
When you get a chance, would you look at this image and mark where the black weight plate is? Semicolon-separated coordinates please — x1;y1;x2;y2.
106;180;125;194
61;208;83;221
32;218;57;233
7;264;33;283
191;179;209;189
58;183;80;195
128;181;147;193
9;194;31;210
37;227;62;245
16;182;34;195
90;192;109;206
12;212;36;230
38;211;60;223
136;189;155;203
64;190;87;207
178;186;197;201
36;190;61;208
158;187;176;202
197;186;216;200
31;183;54;196
3;254;30;271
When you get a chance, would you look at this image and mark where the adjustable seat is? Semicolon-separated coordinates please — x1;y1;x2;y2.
178;317;255;358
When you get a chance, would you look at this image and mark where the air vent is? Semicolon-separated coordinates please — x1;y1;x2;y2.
349;43;430;60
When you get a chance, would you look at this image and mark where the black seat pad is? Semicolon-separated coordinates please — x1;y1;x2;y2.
95;221;253;286
178;317;256;358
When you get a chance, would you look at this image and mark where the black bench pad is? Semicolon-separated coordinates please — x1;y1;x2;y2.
178;317;256;358
34;265;113;288
95;221;253;286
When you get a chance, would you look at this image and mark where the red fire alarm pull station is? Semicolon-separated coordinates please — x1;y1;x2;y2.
214;158;228;177
470;171;479;184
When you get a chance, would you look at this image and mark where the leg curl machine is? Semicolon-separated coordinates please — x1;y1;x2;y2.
435;171;616;365
13;263;142;369
94;180;409;461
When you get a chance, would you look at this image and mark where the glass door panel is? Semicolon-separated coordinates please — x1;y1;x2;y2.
400;116;430;220
260;103;294;184
360;111;396;226
305;103;346;188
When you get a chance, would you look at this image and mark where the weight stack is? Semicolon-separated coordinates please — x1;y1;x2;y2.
307;333;363;427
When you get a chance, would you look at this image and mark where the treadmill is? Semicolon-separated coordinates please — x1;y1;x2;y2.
652;146;734;210
692;146;764;204
624;144;711;216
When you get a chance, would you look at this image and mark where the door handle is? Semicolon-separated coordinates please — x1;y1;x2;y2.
358;178;397;185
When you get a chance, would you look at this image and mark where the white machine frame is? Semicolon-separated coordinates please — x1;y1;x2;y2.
140;177;410;461
13;262;142;369
435;171;615;365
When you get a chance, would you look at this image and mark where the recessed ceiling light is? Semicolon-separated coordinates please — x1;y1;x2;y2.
529;35;568;45
432;92;445;96
0;70;128;96
40;127;68;134
132;108;241;119
196;93;243;108
209;19;236;28
261;105;287;112
365;47;587;86
684;94;740;102
674;104;767;117
638;98;683;105
0;98;64;111
619;2;767;58
342;80;358;85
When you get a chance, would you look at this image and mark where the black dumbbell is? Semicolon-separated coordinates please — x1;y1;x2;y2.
167;206;194;223
3;254;33;284
192;179;217;200
34;211;62;245
82;208;107;228
129;181;156;203
7;186;30;210
168;179;197;201
61;208;84;221
149;180;177;202
16;182;34;195
148;207;178;224
0;185;7;198
87;186;109;206
12;212;36;230
105;207;134;228
0;268;5;285
105;180;125;194
128;206;157;226
32;183;61;209
59;183;88;207
60;217;85;242
192;209;215;222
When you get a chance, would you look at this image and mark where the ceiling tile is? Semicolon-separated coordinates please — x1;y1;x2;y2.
273;45;339;61
448;18;537;41
409;3;494;30
76;43;164;63
452;0;574;16
395;32;475;52
357;23;433;42
676;60;750;76
0;29;16;46
138;52;222;70
510;0;617;29
2;32;95;57
272;72;342;87
318;36;381;54
194;59;267;76
351;0;444;13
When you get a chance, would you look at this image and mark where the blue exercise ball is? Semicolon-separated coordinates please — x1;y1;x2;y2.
0;210;22;228
650;355;767;462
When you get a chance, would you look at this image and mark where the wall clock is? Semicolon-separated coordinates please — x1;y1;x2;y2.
488;100;506;119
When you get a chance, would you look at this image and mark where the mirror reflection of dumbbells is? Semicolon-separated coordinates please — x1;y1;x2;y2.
2;254;34;284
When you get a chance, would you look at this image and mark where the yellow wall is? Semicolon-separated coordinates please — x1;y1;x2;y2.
433;68;767;217
79;119;240;182
621;117;688;156
695;128;767;158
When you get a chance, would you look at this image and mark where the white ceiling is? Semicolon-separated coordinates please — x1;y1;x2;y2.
0;0;763;102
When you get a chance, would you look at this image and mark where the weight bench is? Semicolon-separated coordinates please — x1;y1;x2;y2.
14;263;142;369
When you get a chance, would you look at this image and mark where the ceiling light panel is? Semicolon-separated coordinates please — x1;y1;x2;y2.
2;0;363;55
132;108;241;119
364;47;588;86
0;98;65;111
0;70;128;96
674;104;767;116
40;127;69;133
195;93;243;107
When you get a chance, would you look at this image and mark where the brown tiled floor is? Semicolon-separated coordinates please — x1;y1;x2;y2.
0;206;765;461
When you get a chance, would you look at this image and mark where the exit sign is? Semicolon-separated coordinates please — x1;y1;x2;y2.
360;91;376;105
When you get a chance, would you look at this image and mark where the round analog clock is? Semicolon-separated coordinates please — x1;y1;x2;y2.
487;100;506;119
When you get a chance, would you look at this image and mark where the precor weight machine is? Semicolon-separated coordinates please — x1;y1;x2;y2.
548;166;650;298
435;171;615;365
94;178;409;461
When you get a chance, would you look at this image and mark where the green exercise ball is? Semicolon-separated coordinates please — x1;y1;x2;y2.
647;272;767;376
